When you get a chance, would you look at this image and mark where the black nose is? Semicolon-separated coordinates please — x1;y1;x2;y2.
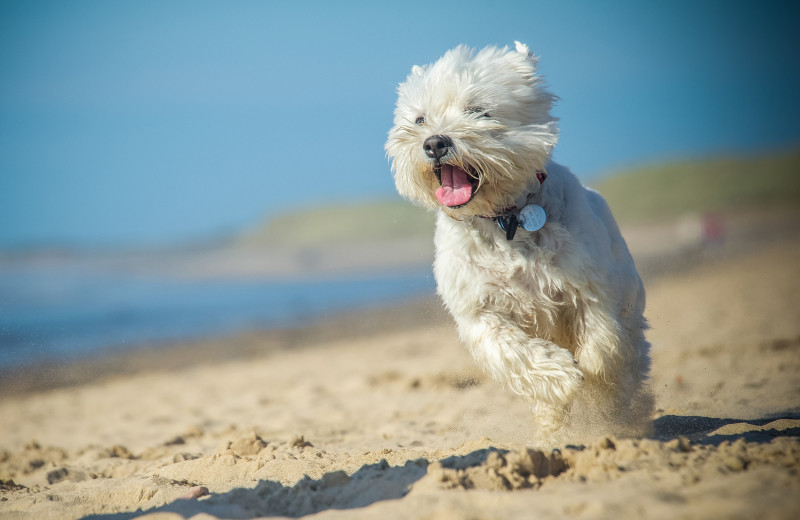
423;135;453;161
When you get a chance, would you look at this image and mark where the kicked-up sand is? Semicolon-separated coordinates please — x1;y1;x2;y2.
1;216;799;519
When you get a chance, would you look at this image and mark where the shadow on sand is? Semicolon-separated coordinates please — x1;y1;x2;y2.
653;412;800;445
81;413;800;520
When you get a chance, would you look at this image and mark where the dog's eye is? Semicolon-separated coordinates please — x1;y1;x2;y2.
466;106;491;118
414;116;425;125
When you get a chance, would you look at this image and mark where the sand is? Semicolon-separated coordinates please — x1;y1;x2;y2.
1;220;799;519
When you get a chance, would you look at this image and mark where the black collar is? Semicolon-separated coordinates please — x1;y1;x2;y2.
483;169;546;241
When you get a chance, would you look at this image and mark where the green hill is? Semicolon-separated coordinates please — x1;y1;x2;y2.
591;148;800;224
238;199;436;248
239;149;800;248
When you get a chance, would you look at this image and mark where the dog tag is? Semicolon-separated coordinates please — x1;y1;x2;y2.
519;204;546;232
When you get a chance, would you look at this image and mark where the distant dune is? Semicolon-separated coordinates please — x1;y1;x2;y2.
239;148;800;249
237;200;436;249
591;147;800;224
218;149;800;278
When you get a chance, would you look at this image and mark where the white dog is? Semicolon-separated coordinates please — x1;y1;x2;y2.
386;43;652;440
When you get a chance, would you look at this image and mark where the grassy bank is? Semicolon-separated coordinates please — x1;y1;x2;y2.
592;148;800;223
240;148;800;247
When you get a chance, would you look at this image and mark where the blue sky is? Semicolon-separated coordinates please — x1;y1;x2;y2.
1;0;798;247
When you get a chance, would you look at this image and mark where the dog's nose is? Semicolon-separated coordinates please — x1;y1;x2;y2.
423;135;453;161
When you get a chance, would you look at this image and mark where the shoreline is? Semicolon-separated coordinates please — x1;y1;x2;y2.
0;295;449;398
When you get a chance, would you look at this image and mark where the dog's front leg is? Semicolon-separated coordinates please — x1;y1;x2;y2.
455;312;583;421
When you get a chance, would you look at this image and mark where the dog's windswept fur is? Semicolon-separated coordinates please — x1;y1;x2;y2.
386;43;652;441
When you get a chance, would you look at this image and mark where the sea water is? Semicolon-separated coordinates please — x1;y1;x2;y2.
0;262;435;368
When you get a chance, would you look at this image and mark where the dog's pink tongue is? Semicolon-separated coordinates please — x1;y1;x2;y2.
435;165;473;207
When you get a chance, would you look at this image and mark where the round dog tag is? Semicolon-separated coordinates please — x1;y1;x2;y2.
519;204;546;232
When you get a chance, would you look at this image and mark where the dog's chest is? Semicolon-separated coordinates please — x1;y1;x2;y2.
434;217;581;341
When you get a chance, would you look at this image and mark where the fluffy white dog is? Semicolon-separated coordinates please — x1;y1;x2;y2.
386;42;652;440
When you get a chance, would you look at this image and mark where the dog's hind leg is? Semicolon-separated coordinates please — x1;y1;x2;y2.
569;298;653;437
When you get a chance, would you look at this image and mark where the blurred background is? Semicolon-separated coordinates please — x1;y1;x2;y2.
1;1;798;374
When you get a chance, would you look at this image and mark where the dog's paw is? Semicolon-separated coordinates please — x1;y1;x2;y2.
523;349;583;434
537;346;584;406
530;402;569;437
499;342;584;407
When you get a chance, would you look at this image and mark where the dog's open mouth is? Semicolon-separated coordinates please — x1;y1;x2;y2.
434;164;479;208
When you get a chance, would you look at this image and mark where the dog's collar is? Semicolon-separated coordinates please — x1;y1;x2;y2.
483;169;547;240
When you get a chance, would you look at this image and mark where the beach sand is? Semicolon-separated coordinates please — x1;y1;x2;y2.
1;216;799;519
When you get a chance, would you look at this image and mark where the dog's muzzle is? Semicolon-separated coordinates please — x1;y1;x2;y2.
423;135;479;208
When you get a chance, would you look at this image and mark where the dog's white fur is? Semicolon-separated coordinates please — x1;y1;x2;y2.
386;43;652;440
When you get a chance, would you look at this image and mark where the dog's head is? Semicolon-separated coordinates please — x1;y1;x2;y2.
386;42;558;219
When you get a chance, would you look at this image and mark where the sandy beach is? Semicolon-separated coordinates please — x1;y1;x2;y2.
1;214;799;519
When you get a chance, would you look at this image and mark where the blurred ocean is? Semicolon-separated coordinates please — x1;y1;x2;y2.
0;260;435;369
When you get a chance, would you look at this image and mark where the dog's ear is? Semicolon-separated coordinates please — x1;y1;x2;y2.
513;41;540;74
514;41;532;57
